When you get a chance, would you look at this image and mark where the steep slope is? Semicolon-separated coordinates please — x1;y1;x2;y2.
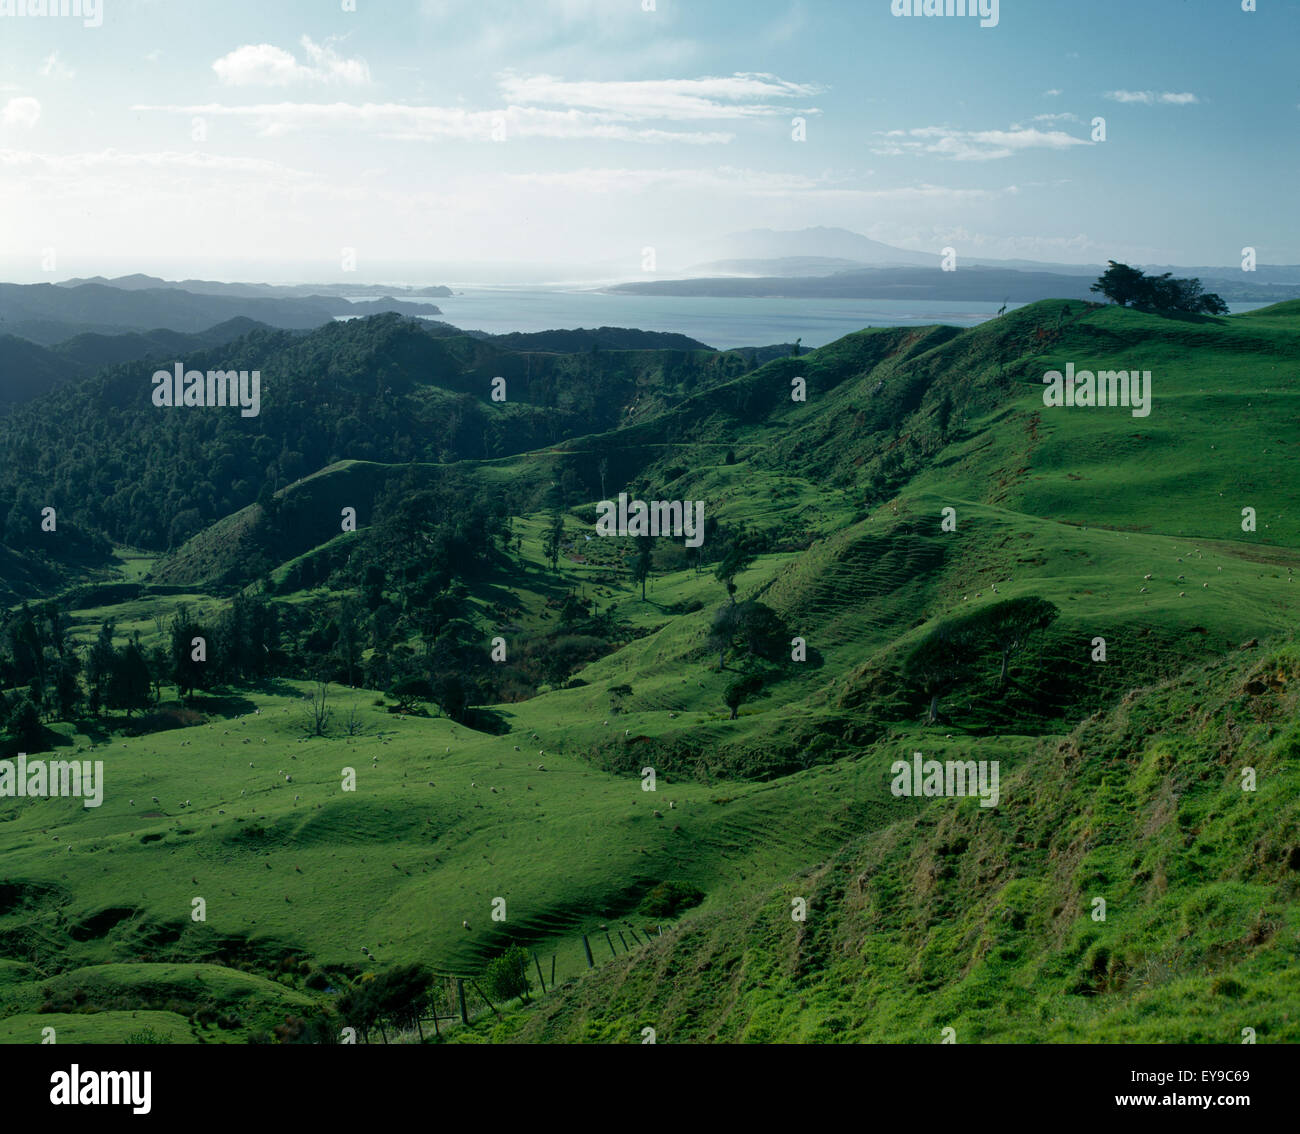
455;637;1300;1043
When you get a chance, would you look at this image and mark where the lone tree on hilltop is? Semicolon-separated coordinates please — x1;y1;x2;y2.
1091;261;1227;315
967;596;1059;688
904;618;977;725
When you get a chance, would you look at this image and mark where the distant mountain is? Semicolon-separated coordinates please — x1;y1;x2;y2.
685;256;878;278
0;282;442;345
54;273;452;299
610;266;1101;302
0;317;278;410
485;326;714;352
709;227;938;267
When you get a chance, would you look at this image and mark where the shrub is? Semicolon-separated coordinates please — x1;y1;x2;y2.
637;880;705;918
483;945;531;1004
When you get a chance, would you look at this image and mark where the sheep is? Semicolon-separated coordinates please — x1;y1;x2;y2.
537;764;546;772
462;920;470;930
285;775;292;783
652;809;662;818
1179;591;1186;597
668;801;675;810
129;799;134;806
152;796;159;804
1143;573;1152;580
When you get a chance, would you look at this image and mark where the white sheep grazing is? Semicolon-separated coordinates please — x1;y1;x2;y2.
1143;573;1152;580
537;764;546;772
668;801;675;810
652;809;662;818
152;796;159;803
129;799;135;806
462;920;470;929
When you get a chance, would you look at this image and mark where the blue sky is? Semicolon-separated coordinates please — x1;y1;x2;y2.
0;0;1294;282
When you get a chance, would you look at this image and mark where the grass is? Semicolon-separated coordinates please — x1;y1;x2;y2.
3;300;1298;1042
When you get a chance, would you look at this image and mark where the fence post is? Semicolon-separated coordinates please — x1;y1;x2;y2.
457;978;469;1025
605;931;617;958
627;927;643;945
532;950;547;994
471;979;502;1019
617;930;629;952
582;934;594;968
551;953;557;987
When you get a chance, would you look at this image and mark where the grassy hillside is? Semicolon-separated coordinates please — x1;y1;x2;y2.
454;636;1300;1043
1;301;1297;1043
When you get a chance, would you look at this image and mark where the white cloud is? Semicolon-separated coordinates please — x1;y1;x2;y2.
1031;112;1081;124
871;124;1091;161
135;71;818;145
1103;90;1199;105
1043;88;1063;97
39;51;75;80
2;97;41;129
496;72;822;120
0;148;312;178
212;36;370;87
506;166;1011;205
133;101;736;143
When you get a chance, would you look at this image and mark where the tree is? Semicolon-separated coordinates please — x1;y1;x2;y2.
542;510;565;572
483;945;531;1004
968;596;1059;687
5;694;42;752
108;637;152;719
169;607;208;700
1091;260;1226;315
84;622;116;717
904;619;976;724
302;681;332;736
389;675;432;713
723;672;764;720
1090;261;1149;307
630;534;654;600
713;526;757;604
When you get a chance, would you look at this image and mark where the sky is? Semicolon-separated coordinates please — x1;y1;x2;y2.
0;0;1294;284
